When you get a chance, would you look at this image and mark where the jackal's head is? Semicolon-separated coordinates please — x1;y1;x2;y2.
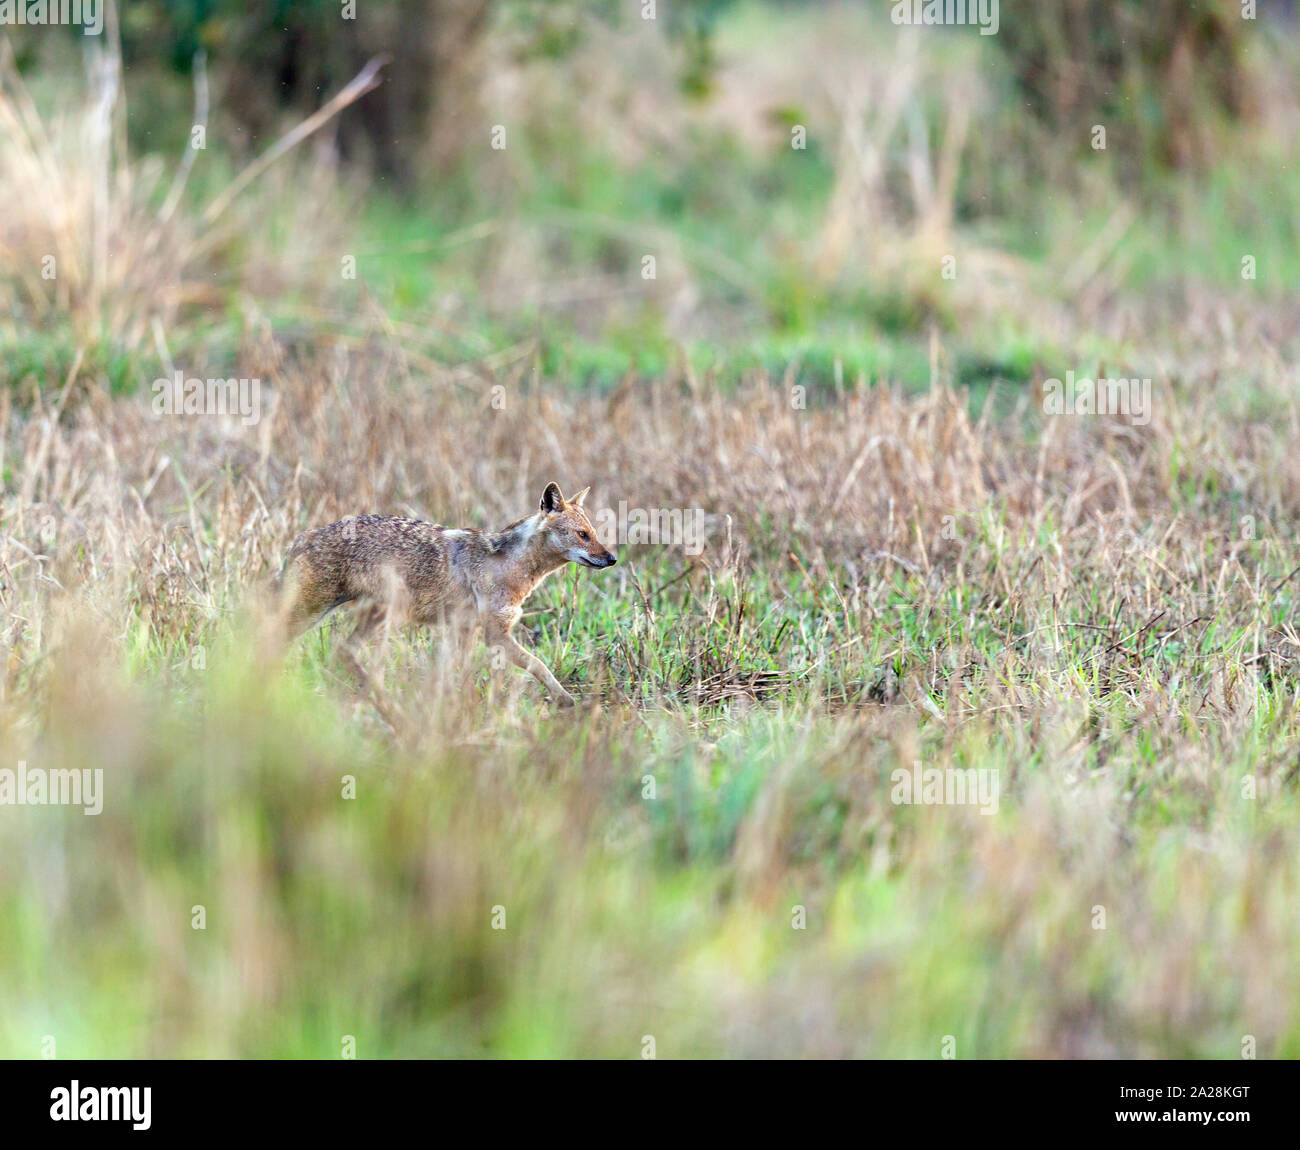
538;482;617;569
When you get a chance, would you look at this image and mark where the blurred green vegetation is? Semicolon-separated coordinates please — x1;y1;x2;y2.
4;0;1294;401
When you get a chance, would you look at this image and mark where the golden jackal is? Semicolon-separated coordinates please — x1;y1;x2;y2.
282;482;616;706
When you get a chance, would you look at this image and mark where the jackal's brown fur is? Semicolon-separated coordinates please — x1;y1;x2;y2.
281;482;616;706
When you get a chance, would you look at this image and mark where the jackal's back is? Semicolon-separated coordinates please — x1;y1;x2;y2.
284;514;468;627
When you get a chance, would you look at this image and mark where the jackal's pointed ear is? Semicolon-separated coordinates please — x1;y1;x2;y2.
540;482;564;513
570;486;590;508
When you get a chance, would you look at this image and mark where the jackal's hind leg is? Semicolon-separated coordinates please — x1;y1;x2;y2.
338;601;388;690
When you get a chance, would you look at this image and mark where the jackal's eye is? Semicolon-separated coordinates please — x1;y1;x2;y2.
577;530;590;541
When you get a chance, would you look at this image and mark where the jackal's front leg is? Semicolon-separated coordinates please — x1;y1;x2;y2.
483;611;576;707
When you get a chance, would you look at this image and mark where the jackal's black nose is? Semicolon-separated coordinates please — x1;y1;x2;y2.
601;553;618;567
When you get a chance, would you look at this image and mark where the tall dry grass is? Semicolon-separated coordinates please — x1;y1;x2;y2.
0;25;380;372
